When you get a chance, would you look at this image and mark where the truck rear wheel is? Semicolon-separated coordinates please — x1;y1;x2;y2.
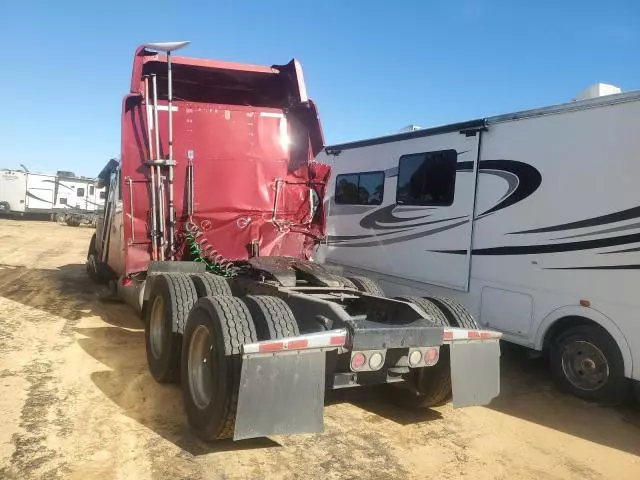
242;295;299;340
387;296;452;408
189;273;232;297
181;296;257;441
145;274;198;383
426;296;479;329
550;324;628;404
346;276;385;297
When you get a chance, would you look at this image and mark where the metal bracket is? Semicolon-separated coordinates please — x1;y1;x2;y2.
145;159;177;167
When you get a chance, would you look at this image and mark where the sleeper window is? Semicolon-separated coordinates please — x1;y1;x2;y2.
335;171;384;205
396;150;457;206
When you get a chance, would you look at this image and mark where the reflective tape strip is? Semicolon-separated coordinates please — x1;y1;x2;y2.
243;328;348;354
443;328;502;343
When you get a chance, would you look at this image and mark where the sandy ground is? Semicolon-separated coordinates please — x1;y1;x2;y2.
0;219;639;480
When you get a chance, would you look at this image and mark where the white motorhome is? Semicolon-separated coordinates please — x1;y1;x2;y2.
317;85;640;403
0;169;106;220
0;169;57;214
54;173;106;216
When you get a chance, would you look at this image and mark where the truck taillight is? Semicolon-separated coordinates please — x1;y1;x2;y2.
408;347;440;368
349;350;386;372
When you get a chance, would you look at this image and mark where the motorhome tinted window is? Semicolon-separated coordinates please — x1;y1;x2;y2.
396;150;457;206
77;188;85;197
335;172;384;205
59;198;67;205
89;185;95;195
99;191;106;199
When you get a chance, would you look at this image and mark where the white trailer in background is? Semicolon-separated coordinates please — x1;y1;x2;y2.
317;85;640;403
0;169;106;224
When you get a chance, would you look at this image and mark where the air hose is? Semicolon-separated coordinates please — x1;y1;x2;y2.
183;221;237;277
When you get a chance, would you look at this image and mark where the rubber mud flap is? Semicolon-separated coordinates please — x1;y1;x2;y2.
234;350;326;440
450;340;501;407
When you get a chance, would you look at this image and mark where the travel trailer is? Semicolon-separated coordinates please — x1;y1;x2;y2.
317;85;640;404
0;169;106;222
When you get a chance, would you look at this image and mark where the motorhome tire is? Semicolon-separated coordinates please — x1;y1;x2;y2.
549;324;628;404
189;273;232;297
426;297;479;329
241;295;299;340
346;276;385;297
0;202;10;213
55;213;67;224
145;274;198;383
387;296;452;408
181;296;257;441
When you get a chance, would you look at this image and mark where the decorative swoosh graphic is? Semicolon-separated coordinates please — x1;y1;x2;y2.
330;159;541;248
435;233;640;255
26;191;54;205
510;205;640;234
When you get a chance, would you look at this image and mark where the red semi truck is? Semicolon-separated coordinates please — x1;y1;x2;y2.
88;42;502;441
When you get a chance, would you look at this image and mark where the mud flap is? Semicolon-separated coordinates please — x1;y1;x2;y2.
234;350;326;440
450;340;501;407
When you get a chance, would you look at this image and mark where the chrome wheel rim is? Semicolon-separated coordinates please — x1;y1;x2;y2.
188;324;214;410
561;340;609;391
149;296;166;360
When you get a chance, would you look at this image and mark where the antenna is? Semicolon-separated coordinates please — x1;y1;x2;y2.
19;164;29;172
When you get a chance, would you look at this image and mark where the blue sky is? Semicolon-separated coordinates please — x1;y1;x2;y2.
1;0;639;177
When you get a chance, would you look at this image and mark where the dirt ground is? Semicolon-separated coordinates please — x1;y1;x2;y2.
0;219;639;480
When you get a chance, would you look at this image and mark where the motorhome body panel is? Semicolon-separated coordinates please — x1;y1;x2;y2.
25;173;56;212
320;93;640;381
0;170;27;213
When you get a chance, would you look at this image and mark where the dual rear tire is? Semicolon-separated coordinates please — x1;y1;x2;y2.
143;273;299;440
387;296;478;408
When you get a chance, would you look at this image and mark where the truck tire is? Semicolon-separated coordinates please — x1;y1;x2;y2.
334;276;356;289
189;273;232;298
242;295;299;340
549;324;628;405
86;233;110;284
181;296;257;441
426;296;479;329
387;296;453;408
347;276;385;297
395;296;449;327
145;274;198;383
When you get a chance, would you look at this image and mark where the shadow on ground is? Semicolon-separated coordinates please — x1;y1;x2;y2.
1;262;639;456
489;342;640;456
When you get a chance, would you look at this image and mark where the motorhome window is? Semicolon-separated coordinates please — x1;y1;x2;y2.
77;188;85;197
60;198;67;205
89;185;95;195
335;172;384;205
396;150;457;206
99;191;106;200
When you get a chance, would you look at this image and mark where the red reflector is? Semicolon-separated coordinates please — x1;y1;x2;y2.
443;331;453;341
287;339;309;350
468;330;481;339
330;335;346;346
480;331;492;339
259;342;283;353
122;277;133;287
424;347;439;366
351;352;366;370
425;347;439;363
